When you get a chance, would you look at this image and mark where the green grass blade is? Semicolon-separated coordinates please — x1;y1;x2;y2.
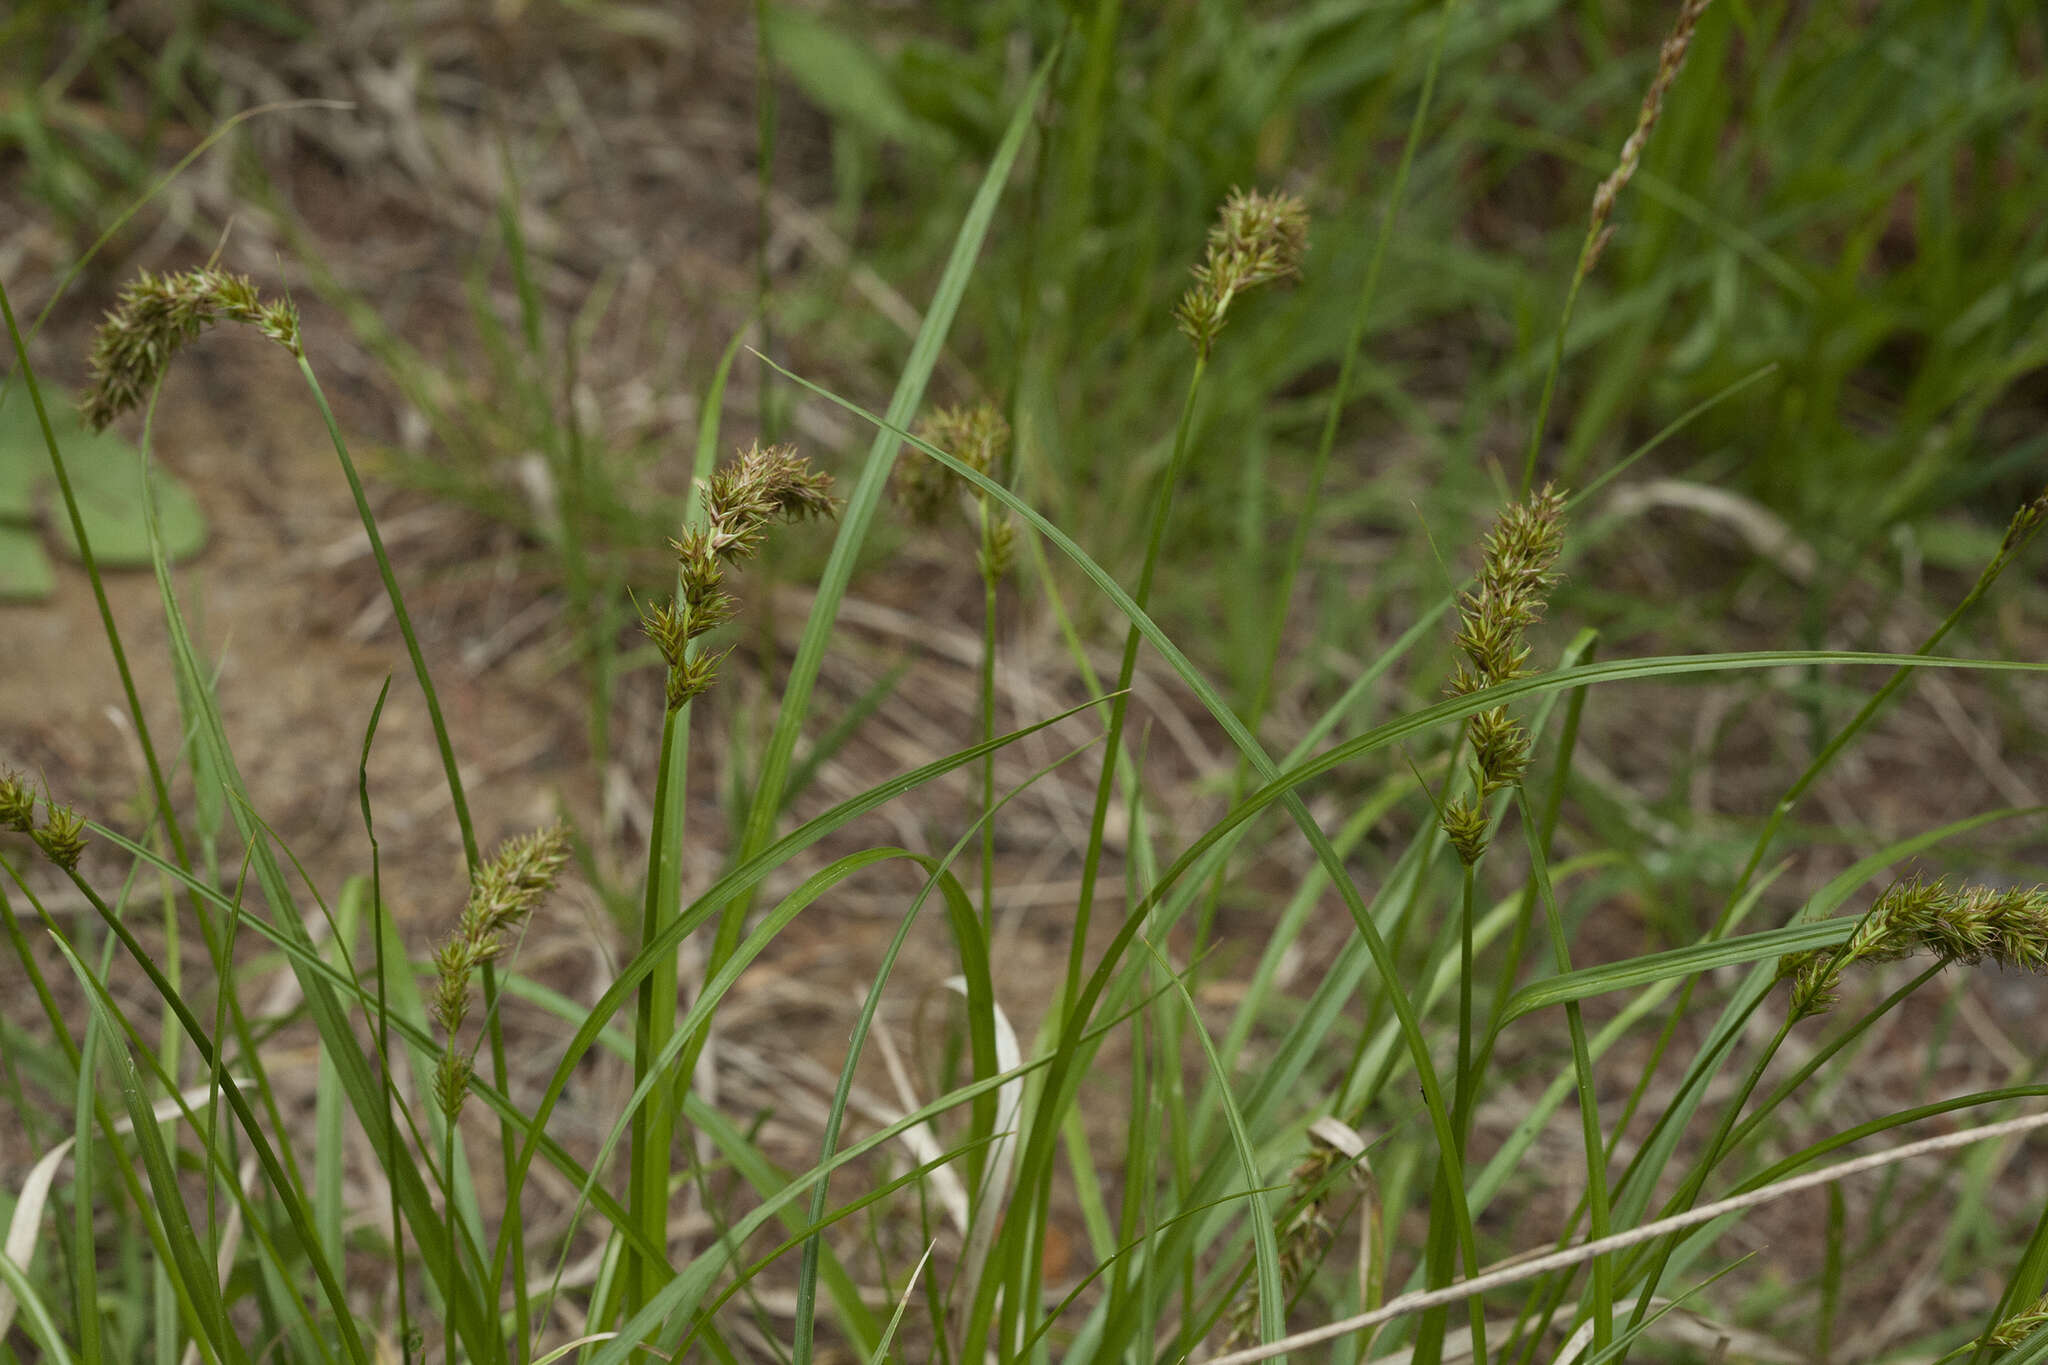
729;44;1057;867
1140;936;1287;1356
868;1243;936;1365
0;1252;76;1365
1502;804;2044;1025
50;937;248;1365
489;694;1101;1295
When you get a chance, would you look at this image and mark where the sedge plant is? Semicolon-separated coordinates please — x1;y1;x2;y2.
9;8;2048;1365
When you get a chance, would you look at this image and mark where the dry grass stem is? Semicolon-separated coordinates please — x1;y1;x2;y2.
1207;1108;2048;1365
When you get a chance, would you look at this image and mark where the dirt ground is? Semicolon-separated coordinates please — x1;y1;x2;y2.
5;2;2048;1357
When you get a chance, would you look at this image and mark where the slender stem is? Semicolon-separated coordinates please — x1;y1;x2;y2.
625;328;743;1320
0;279;189;876
1621;1011;1795;1330
629;703;688;1314
1010;355;1205;1356
359;681;415;1364
1456;863;1477;1142
754;0;779;442
1062;356;1206;1012
1523;789;1611;1358
1519;239;1598;497
442;1117;459;1365
1194;0;1456;961
980;565;1000;931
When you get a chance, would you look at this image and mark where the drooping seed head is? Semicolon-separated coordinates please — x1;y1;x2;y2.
648;444;837;711
429;825;570;1115
1986;1295;2048;1349
901;404;1010;524
704;441;837;559
82;268;302;430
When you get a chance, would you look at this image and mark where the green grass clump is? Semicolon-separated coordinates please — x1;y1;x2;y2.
4;3;2048;1365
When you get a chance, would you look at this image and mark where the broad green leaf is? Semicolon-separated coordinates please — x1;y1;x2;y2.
0;524;53;600
46;441;207;566
1;386;208;566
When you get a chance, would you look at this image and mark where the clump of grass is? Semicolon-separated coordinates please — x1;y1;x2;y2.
11;9;2048;1365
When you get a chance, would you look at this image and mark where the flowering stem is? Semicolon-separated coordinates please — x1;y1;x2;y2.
0;278;190;877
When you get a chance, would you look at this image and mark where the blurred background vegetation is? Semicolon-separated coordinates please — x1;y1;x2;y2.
6;2;2043;641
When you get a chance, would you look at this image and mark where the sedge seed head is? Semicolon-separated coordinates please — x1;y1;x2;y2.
430;941;477;1035
979;516;1016;583
1174;187;1310;356
1783;876;2048;1020
665;647;728;711
1;770;33;833
704;442;836;560
1441;796;1488;865
431;825;568;1039
1996;484;2048;566
1438;485;1567;844
434;1050;472;1119
32;802;88;870
652;444;835;708
1987;1295;2048;1348
1221;1121;1360;1353
1467;707;1530;797
83;268;301;430
640;598;692;669
1584;0;1713;270
901;404;1010;524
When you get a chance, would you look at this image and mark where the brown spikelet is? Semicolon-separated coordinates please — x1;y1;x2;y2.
1582;0;1714;273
